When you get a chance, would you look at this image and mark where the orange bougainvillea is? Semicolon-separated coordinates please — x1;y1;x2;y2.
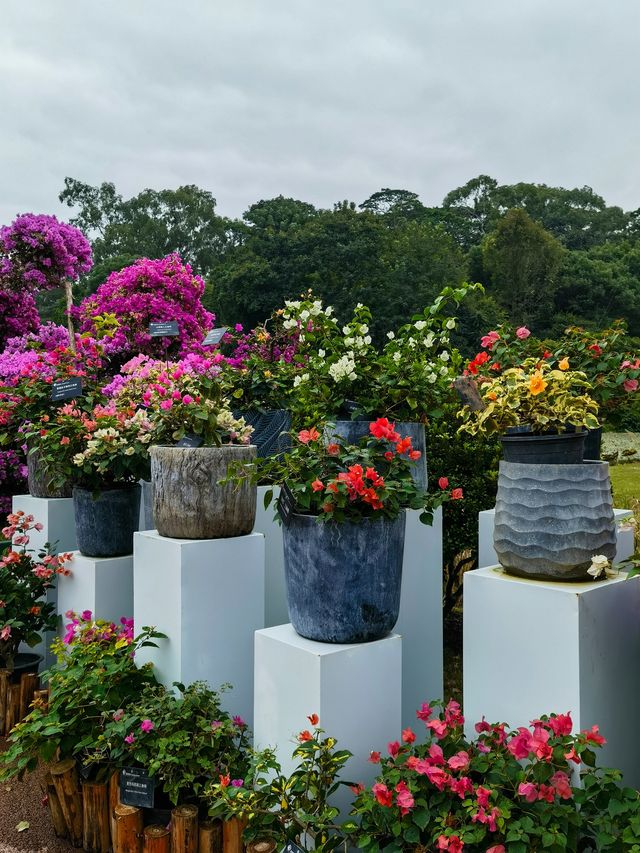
529;372;548;396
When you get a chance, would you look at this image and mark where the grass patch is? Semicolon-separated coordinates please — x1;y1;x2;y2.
610;463;640;509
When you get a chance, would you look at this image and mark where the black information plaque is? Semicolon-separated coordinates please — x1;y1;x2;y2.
202;327;228;346
120;766;155;808
148;321;179;337
176;433;203;448
50;377;83;402
277;482;296;527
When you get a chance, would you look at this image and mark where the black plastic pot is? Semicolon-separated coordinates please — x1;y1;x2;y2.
583;427;603;461
73;484;141;557
0;651;43;683
283;512;406;643
500;431;586;465
233;409;292;458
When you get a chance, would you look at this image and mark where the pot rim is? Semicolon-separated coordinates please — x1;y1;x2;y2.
286;509;406;525
150;443;257;451
501;431;586;443
72;482;141;494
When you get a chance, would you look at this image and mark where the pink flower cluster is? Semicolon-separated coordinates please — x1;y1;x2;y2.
74;255;214;360
62;611;134;646
0;213;92;291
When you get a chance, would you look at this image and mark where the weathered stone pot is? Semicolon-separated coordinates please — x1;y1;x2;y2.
500;430;586;465
73;484;141;558
150;445;257;539
493;460;616;581
283;511;406;643
233;409;292;458
27;448;72;498
141;479;154;530
325;420;428;490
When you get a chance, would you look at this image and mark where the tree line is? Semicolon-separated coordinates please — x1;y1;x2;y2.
48;175;640;352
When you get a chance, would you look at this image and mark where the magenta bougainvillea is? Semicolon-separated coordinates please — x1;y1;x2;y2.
73;254;215;361
0;213;93;291
0;290;40;348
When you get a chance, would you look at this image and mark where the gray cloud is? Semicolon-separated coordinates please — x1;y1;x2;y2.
2;0;639;225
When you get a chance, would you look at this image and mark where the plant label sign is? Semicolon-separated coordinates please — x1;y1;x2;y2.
282;844;305;853
277;482;296;527
50;377;83;402
202;327;228;346
148;321;179;337
176;433;203;448
120;766;155;808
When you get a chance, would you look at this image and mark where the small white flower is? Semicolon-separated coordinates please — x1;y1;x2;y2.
283;318;297;330
356;302;363;308
342;326;350;335
428;373;437;384
414;320;427;331
425;333;436;348
326;306;333;316
440;365;449;376
344;336;354;346
300;309;310;321
408;337;416;349
318;349;326;358
440;351;450;362
298;333;305;343
387;331;395;340
364;335;372;345
360;324;369;335
446;319;456;330
393;352;401;363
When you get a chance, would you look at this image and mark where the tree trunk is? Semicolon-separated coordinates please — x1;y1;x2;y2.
171;804;199;853
65;279;76;354
45;771;69;839
113;804;143;853
19;671;38;720
199;821;223;853
143;825;171;853
223;818;247;853
82;780;110;853
50;757;84;847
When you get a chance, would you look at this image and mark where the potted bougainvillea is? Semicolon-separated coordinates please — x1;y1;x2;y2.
260;419;461;643
0;511;72;676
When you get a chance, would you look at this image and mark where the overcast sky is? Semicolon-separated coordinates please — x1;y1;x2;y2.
2;0;640;225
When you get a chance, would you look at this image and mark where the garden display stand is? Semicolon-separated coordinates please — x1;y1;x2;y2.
253;624;402;816
477;506;635;570
56;552;134;630
12;493;78;668
463;566;640;788
255;488;444;726
133;530;265;728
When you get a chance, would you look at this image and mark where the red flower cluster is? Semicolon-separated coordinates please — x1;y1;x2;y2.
467;350;489;375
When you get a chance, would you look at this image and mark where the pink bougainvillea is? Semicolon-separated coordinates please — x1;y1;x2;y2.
73;254;214;361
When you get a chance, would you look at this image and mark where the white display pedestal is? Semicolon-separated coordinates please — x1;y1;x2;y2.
397;508;443;727
57;552;134;632
12;494;78;668
255;485;287;628
254;625;402;814
464;566;640;788
134;531;265;727
478;507;635;570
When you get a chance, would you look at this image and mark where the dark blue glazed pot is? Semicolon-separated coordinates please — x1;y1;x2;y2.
73;484;141;558
283;511;406;643
325;420;428;490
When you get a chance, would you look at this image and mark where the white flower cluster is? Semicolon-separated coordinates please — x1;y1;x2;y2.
329;354;357;383
343;321;371;350
282;299;334;329
217;408;254;443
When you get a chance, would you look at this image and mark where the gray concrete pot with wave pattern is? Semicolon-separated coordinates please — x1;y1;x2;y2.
73;484;141;558
283;511;406;643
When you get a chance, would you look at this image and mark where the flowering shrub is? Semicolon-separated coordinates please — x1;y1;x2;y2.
88;682;251;807
0;512;72;671
345;701;640;851
104;356;252;447
208;715;351;850
458;359;599;436
260;419;462;525
0;213;92;292
0;290;40;348
0;613;163;781
283;285;479;425
73;254;214;362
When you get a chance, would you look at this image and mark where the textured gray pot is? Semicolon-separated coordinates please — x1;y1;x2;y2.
233;409;292;458
141;479;154;530
27;448;72;498
283;511;406;643
73;484;141;558
325;420;428;491
150;445;257;539
494;460;616;581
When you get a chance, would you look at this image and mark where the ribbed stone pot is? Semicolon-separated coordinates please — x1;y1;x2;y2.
141;479;154;530
493;461;616;581
27;448;72;498
283;511;406;643
73;484;141;558
325;420;428;490
150;445;257;539
233;409;291;458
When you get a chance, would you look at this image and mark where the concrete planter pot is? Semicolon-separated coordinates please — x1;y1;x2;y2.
325;420;428;490
234;409;291;458
150;445;257;539
73;484;141;558
500;430;586;465
27;448;72;498
283;511;406;643
493;460;616;581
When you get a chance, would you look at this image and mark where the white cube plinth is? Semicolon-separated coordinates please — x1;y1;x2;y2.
464;566;640;787
134;531;265;727
12;494;77;554
478;507;635;569
397;508;443;726
254;625;401;812
57;552;134;630
255;485;286;628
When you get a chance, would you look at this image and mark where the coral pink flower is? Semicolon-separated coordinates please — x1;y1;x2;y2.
517;781;538;802
401;727;416;744
311;479;324;492
140;719;154;733
538;784;555;803
551;770;573;800
387;740;400;758
426;718;448;739
448;751;470;772
428;743;445;765
298;428;320;444
516;326;530;339
451;488;464;500
548;712;573;736
0;625;11;640
476;786;492;808
372;782;392;807
368;751;381;763
583;725;606;745
438;477;449;490
395;780;415;815
124;733;135;745
487;847;506;853
565;747;580;764
624;379;638;392
508;728;532;759
475;717;491;733
416;701;433;721
481;331;500;349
